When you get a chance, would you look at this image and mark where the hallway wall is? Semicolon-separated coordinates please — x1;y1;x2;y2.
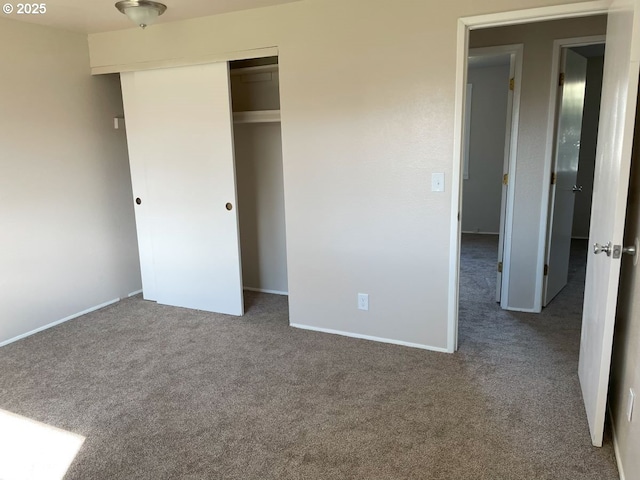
462;63;510;234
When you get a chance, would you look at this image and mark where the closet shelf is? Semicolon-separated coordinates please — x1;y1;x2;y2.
233;110;281;124
230;64;278;76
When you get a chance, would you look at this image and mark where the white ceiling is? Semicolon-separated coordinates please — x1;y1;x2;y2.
3;0;301;34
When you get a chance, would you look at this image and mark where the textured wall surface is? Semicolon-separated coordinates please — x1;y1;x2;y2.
88;0;607;348
0;18;141;345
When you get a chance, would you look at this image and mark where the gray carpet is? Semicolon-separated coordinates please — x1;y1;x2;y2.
0;235;619;479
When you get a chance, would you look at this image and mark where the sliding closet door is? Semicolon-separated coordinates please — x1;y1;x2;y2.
121;63;244;316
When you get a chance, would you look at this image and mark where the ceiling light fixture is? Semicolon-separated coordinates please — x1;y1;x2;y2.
115;0;167;29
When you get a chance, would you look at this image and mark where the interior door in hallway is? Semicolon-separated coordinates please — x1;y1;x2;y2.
120;63;244;316
543;48;588;306
579;0;640;447
496;52;517;305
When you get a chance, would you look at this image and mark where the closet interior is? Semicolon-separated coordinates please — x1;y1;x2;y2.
230;57;288;297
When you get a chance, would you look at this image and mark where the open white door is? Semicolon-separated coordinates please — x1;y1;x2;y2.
496;55;517;304
579;0;640;446
543;49;588;306
121;63;244;316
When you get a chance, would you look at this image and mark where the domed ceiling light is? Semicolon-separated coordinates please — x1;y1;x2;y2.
115;1;167;29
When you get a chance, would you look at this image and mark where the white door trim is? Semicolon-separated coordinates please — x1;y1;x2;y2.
448;1;609;352
538;35;606;310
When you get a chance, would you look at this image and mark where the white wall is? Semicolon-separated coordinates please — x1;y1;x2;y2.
470;15;607;310
0;18;141;345
572;55;604;239
462;63;510;234
609;100;640;480
235;123;288;293
87;0;608;350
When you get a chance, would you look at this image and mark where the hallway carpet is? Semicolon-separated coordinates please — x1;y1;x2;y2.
0;235;618;479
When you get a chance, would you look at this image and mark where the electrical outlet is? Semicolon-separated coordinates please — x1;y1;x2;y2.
431;173;445;192
628;388;636;422
358;293;369;311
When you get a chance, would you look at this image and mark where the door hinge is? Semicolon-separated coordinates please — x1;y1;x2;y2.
509;77;515;91
551;172;557;185
544;264;549;276
559;73;565;86
498;262;503;273
503;173;509;186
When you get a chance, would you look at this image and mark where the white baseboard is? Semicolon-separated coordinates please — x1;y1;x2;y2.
127;289;143;297
244;287;288;296
0;298;120;348
608;404;626;480
461;231;499;235
290;323;450;353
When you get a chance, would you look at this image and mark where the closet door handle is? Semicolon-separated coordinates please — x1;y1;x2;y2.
135;198;142;205
226;203;233;211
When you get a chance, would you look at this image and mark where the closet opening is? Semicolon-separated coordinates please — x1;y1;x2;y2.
229;56;289;308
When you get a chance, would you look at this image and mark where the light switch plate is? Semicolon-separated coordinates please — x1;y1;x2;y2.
432;173;445;192
113;116;125;130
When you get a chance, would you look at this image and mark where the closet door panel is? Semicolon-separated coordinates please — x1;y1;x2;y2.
120;63;244;316
121;72;157;301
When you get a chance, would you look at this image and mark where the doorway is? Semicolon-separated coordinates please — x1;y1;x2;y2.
543;38;605;307
451;3;640;447
229;57;289;305
461;46;522;309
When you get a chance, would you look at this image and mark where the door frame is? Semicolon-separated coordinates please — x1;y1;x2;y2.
540;35;606;308
448;1;609;352
464;45;523;307
229;55;290;299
